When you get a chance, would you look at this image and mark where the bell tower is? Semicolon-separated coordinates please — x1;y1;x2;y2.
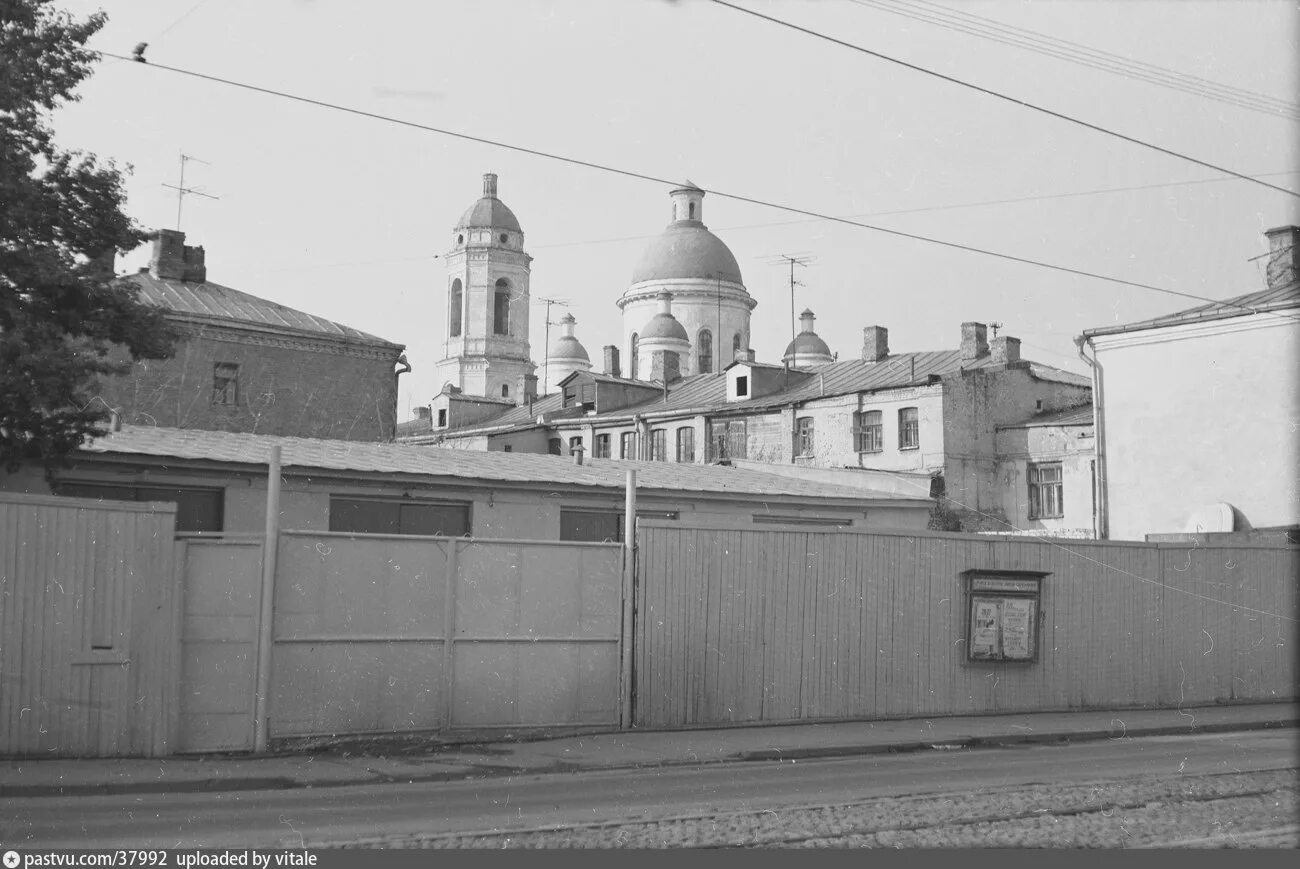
436;173;536;402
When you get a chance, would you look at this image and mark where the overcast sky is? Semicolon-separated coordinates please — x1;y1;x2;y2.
52;0;1300;417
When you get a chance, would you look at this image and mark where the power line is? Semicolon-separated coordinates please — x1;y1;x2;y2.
848;0;1300;120
98;52;1300;325
706;0;1300;199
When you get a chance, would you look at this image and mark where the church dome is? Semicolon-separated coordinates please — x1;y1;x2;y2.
783;308;834;366
630;183;742;284
641;311;689;341
457;173;522;232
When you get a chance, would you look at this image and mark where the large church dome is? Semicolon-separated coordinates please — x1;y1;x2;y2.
457;173;522;232
632;224;743;284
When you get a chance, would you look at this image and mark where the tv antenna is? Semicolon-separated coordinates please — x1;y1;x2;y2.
989;321;1004;339
766;253;815;369
161;152;218;230
534;296;571;393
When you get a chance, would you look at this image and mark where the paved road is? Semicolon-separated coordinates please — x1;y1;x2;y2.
2;729;1294;849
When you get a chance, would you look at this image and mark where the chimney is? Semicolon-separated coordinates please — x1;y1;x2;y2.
734;347;755;363
149;229;206;282
415;406;431;420
483;172;498;198
862;326;889;362
572;443;585;466
603;345;621;377
85;249;116;282
960;322;988;361
518;373;538;406
1264;225;1299;289
991;335;1021;365
650;349;681;384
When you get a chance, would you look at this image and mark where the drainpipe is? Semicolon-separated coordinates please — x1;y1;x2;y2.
1074;335;1107;539
620;470;637;728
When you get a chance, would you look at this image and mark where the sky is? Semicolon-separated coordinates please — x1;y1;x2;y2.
48;0;1300;418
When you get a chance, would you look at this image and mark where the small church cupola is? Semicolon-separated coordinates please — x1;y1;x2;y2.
669;180;705;225
637;291;690;383
545;312;593;394
782;308;835;368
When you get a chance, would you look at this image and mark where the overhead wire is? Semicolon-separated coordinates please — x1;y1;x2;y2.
97;51;1300;326
706;0;1300;199
848;0;1300;120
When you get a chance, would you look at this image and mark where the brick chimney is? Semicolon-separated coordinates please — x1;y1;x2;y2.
991;335;1021;365
1264;225;1299;289
517;373;538;406
960;322;988;361
603;345;621;377
734;347;755;363
650;349;681;384
862;326;889;362
149;229;206;282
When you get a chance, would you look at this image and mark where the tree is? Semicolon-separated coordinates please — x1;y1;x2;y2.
1;0;177;472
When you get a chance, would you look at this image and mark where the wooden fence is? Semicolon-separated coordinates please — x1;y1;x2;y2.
632;521;1298;728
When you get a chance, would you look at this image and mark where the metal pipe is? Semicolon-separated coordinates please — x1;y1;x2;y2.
1074;335;1107;539
252;445;282;753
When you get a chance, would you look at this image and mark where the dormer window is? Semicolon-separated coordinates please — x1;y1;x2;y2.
735;375;749;397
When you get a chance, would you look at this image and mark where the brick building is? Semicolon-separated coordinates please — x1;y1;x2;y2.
97;230;408;441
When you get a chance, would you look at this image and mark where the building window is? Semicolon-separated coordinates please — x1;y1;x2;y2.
493;278;510;335
698;329;713;374
563;383;579;407
212;362;239;406
899;406;919;450
560;508;678;542
853;410;883;453
707;419;747;461
55;483;224;533
735;375;749;398
1028;462;1064;519
329;497;470;536
449;279;462;337
594;434;611;459
629;333;639;379
569;436;584;456
548;438;562;455
502;445;513;452
676;426;694;463
796;417;815;457
649;428;667;461
457;234;464;245
688;202;695;219
733;332;743;357
499;233;508;244
620;431;638;459
501;384;510;399
437;409;447;427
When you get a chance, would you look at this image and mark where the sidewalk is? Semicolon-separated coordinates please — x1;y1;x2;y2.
2;702;1294;798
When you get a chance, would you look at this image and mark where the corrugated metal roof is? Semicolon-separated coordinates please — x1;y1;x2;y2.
1082;280;1300;338
80;426;926;504
999;404;1093;429
125;271;403;348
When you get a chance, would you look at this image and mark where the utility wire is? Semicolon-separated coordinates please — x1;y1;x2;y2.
707;0;1299;199
849;0;1300;120
98;52;1300;325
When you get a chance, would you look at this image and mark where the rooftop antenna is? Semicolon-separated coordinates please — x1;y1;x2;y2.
989;321;1004;339
161;152;218;231
534;296;570;393
766;253;815;377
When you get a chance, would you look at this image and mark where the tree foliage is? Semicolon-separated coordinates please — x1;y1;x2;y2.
1;0;177;472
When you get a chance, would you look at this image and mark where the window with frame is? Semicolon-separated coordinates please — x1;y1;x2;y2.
56;482;224;533
448;279;463;337
649;428;667;461
676;427;694;463
898;406;919;450
853;410;883;453
594;433;611;459
548;438;563;455
697;329;713;374
560;508;679;543
796;417;815;457
735;375;749;398
1027;462;1064;519
493;279;510;335
707;419;747;461
501;384;510;399
212;363;239;406
437;408;447;427
620;431;638;459
733;332;743;356
329;497;470;536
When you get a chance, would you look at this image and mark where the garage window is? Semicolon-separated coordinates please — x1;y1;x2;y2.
329;497;470;536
